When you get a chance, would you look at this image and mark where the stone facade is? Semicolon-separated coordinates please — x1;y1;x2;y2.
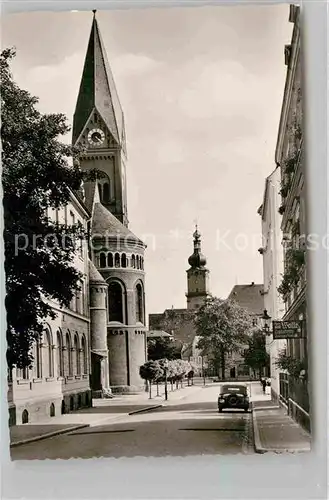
273;5;309;431
8;193;92;425
258;168;286;401
225;284;265;380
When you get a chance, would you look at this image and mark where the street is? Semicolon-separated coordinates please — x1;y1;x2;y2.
11;384;255;460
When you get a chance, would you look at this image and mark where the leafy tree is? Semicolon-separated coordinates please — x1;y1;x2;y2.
194;297;254;380
139;360;163;398
147;337;182;361
1;48;89;369
243;330;270;379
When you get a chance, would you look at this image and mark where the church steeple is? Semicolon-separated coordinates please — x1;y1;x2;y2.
188;225;207;269
186;225;210;310
72;10;125;149
73;11;128;227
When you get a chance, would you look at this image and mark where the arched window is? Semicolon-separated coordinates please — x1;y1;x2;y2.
81;336;88;374
135;283;144;324
114;253;120;268
74;334;80;375
121;253;127;268
107;252;113;268
108;281;124;323
131;255;136;268
57;330;64;377
103;182;110;203
99;253;106;268
43;329;53;378
140;258;143;270
22;409;29;424
34;337;42;379
66;333;73;376
136;256;140;269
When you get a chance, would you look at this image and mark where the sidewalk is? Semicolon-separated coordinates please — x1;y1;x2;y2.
251;383;311;454
10;383;202;447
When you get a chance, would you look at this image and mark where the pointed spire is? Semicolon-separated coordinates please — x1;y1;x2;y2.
73;12;124;146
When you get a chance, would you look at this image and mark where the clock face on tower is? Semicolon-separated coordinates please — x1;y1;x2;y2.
87;128;105;146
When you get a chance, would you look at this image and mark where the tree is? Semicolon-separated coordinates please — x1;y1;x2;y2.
194;297;254;380
243;331;270;379
139;360;163;398
1;48;89;369
147;337;182;361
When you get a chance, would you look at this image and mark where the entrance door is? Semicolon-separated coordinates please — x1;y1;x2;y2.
230;367;236;378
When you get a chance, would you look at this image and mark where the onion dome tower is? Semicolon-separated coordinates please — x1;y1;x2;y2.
74;11;147;393
186;225;210;310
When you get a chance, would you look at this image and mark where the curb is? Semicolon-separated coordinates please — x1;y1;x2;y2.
10;423;90;448
251;406;266;454
128;404;163;415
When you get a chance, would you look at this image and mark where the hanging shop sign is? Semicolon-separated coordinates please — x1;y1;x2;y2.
272;320;304;339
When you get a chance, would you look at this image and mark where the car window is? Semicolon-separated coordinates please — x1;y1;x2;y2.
221;385;247;394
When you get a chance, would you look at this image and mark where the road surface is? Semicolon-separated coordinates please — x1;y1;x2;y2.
11;384;255;460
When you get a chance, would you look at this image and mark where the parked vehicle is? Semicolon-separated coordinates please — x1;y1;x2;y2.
218;384;250;412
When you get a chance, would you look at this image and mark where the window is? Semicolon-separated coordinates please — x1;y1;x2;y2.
108;282;124;322
131;255;136;268
74;334;80;375
57;330;64;377
135;283;144;323
107;253;113;267
81;336;88;374
121;253;127;268
99;253;106;268
43;328;53;378
66;333;73;376
114;253;120;268
252;318;258;326
35;338;42;378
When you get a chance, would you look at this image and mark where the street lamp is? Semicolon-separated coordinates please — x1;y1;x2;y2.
261;309;272;336
163;358;169;401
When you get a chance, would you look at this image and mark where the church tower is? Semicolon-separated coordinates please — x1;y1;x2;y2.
73;10;128;226
186;226;210;309
74;12;147;394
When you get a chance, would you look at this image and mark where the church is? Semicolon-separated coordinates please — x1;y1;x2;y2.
149;225;211;371
7;12;146;426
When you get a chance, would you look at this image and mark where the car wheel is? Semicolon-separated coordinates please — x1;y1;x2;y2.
218;408;223;413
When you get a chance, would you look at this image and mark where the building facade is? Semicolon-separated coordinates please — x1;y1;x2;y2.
8;193;92;426
226;283;265;380
258;168;286;401
274;5;309;431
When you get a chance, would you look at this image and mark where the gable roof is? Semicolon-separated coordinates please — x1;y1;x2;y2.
228;283;264;315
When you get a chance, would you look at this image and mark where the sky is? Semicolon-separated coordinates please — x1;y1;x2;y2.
3;5;293;317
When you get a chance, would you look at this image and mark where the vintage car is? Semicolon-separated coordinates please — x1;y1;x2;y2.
218;383;250;412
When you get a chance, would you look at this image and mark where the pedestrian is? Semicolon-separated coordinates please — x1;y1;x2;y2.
261;378;266;394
